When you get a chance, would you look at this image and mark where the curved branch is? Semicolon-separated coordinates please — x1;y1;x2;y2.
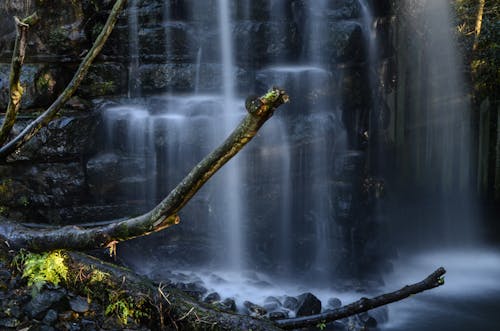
0;12;39;146
0;87;290;251
275;267;447;330
0;0;127;159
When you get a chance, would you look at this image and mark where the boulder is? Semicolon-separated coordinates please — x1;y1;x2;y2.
175;282;208;300
283;296;298;311
215;298;237;313
203;292;221;304
24;289;67;319
295;292;321;317
69;296;89;313
327;297;342;309
243;300;267;317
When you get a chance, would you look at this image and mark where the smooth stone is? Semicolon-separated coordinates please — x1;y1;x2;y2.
69;296;89;313
296;292;322;317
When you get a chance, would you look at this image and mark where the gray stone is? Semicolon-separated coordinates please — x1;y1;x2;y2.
4;113;98;162
24;289;67;319
243;300;267;317
203;292;221;304
268;311;288;320
216;298;236;312
175;282;207;300
263;296;282;312
43;309;58;325
295;292;322;317
327;297;342;309
283;296;298;311
0;317;20;328
69;296;89;313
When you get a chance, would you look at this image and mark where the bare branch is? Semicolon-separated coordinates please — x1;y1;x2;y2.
0;87;290;251
0;12;39;145
275;267;447;329
0;0;127;160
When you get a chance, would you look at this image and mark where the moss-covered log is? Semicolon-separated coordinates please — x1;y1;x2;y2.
0;0;127;159
0;12;39;146
0;87;289;251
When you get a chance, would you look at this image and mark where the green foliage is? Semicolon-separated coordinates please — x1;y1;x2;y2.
455;0;500;101
20;250;68;296
105;291;149;325
316;321;327;330
89;269;109;283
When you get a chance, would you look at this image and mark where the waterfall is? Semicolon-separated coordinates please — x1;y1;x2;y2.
390;0;476;248
215;0;246;271
103;0;362;285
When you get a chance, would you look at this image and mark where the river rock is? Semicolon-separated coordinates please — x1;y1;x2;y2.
268;311;288;320
24;289;67;319
263;296;282;311
215;298;237;312
283;296;298;310
43;309;58;325
327;297;342;309
175;282;207;300
0;318;20;328
295;292;322;317
203;292;221;304
69;296;89;313
244;300;267;317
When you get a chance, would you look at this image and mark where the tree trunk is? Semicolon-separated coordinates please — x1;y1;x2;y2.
0;12;39;145
472;0;485;53
0;0;127;160
0;88;289;251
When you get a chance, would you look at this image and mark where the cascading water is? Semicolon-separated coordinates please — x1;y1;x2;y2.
104;0;376;316
104;0;353;282
376;1;500;330
389;0;476;248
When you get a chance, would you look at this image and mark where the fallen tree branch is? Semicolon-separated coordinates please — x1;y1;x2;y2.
0;12;39;145
0;87;289;251
275;267;447;330
0;0;127;159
